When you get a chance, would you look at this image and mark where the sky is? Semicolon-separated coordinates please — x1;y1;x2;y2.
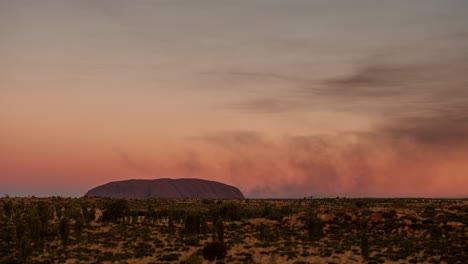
1;0;468;198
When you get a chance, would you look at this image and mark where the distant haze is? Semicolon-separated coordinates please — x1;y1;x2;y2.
1;0;468;198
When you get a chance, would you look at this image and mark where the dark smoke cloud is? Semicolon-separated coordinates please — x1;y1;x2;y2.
198;131;274;152
118;152;157;176
194;132;377;197
114;127;467;198
196;130;467;198
198;49;468;196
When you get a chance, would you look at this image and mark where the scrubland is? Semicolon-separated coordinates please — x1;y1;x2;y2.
0;197;466;264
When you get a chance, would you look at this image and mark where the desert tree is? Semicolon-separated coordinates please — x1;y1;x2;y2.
18;235;32;263
167;215;175;239
101;199;130;223
36;201;50;231
25;209;42;248
401;238;414;258
131;210;138;224
14;217;26;242
83;206;96;224
257;223;275;246
360;216;369;259
74;215;84;243
141;226;151;243
200;216;208;236
183;212;201;238
59;217;70;247
145;203;155;223
360;230;369;259
354;199;368;210
305;210;324;241
3;200;13;219
1;223;15;249
55;205;63;220
215;217;224;241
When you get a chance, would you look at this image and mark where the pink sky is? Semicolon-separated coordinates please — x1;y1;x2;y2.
1;0;468;197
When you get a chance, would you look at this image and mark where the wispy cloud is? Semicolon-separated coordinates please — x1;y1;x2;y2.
381;109;468;146
318;64;425;97
222;71;306;83
227;98;300;113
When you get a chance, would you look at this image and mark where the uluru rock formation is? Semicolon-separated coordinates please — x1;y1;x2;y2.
84;178;244;199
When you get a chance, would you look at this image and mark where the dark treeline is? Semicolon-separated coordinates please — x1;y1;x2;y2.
0;198;96;263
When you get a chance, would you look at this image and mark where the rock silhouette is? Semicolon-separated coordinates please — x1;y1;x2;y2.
84;178;244;199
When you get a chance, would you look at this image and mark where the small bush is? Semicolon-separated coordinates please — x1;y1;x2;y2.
159;253;181;261
202;241;227;261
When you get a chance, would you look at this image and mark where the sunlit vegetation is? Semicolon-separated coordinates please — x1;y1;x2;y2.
0;197;466;263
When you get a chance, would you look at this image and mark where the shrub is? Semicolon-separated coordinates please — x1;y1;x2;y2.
382;210;397;219
159;253;180;261
305;211;324;241
202;241;227;261
354;200;367;209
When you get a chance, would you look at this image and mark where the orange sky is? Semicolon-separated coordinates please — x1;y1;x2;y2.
1;0;468;197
